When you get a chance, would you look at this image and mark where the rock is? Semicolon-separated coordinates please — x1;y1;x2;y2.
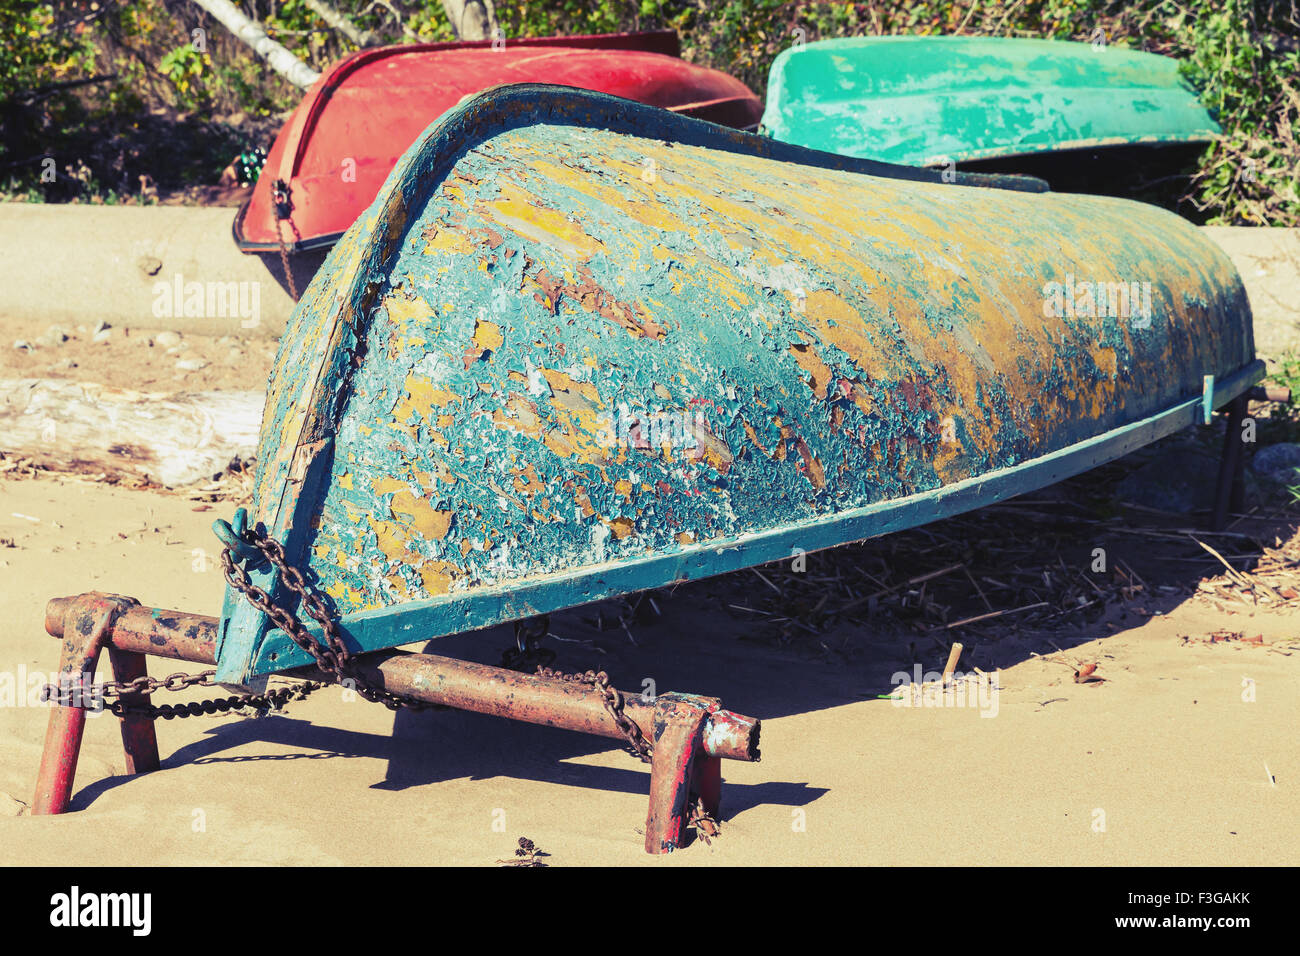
0;792;27;817
1249;442;1300;484
176;357;209;372
92;329;112;344
12;340;32;351
1115;447;1253;512
155;330;182;348
93;319;111;334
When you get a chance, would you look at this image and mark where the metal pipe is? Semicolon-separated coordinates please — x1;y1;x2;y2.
340;651;760;762
45;597;218;664
1248;384;1291;404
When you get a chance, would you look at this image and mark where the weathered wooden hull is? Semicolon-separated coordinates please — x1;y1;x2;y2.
761;36;1220;167
214;85;1257;684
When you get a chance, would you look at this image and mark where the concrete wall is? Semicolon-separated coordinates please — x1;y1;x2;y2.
0;204;300;337
0;205;1296;357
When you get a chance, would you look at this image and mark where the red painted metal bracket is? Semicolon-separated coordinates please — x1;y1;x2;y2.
33;593;160;815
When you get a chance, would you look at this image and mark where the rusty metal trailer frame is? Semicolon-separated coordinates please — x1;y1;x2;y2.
33;593;759;854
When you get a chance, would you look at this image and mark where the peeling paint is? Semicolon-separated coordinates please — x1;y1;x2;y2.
217;85;1255;682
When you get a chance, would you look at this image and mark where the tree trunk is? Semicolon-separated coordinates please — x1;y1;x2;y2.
302;0;375;47
189;0;321;90
441;0;499;41
0;379;263;487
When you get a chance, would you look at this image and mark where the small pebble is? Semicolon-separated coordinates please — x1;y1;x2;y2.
93;319;110;334
12;340;32;351
92;329;112;344
155;330;182;348
176;357;209;371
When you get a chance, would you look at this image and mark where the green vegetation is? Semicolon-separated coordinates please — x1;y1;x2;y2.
1;1;1296;223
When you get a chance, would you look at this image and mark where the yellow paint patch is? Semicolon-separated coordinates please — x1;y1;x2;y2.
488;181;607;260
789;339;834;400
473;318;504;352
389;491;454;540
415;562;457;596
392;374;462;424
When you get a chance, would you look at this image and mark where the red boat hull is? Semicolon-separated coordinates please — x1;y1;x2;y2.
234;32;762;253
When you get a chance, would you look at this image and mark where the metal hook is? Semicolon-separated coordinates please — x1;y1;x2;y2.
212;507;266;569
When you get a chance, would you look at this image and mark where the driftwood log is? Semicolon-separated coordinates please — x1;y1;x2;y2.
0;379;262;487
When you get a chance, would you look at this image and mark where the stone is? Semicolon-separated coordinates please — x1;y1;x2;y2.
1249;442;1300;484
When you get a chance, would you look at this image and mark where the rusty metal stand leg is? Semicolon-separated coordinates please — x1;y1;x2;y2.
32;594;138;815
695;754;722;818
644;693;714;854
107;646;160;775
1212;396;1248;531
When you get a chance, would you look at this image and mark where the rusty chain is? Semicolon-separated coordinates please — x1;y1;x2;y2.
530;664;718;839
40;668;324;720
500;616;555;671
43;520;715;834
271;178;300;302
220;529;442;713
534;665;655;762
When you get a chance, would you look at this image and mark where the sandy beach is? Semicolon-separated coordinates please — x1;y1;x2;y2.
2;457;1297;865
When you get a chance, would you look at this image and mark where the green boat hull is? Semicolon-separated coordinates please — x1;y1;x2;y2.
762;36;1221;166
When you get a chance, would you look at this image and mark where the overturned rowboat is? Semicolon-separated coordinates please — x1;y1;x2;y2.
35;85;1264;853
233;30;761;295
761;36;1220;169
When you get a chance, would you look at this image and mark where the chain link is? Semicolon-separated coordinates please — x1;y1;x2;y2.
500;616;555;671
220;528;443;712
534;665;654;763
271;178;300;302
39;668;324;720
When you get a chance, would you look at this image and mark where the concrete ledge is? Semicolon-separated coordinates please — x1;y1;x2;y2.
0;205;1296;356
1200;226;1300;367
0;203;296;337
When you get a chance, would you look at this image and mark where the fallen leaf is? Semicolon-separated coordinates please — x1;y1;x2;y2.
1073;663;1104;684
